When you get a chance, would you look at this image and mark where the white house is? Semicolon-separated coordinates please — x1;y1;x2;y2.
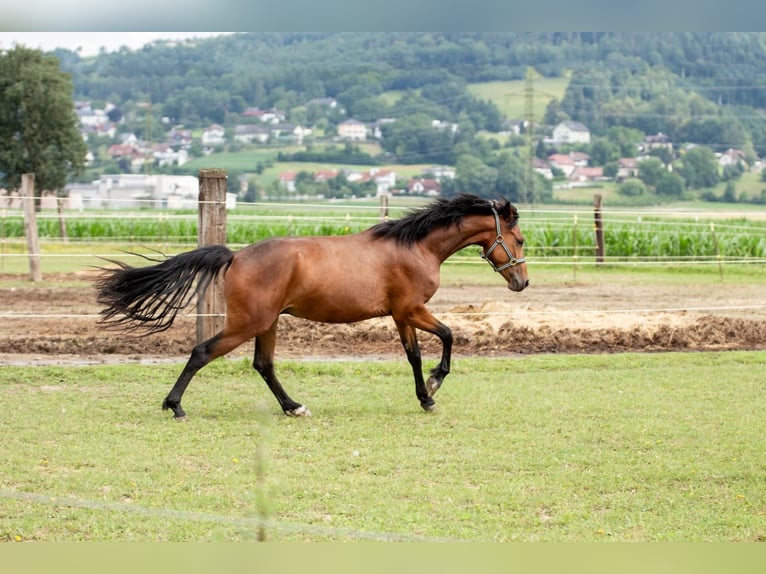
337;119;367;141
201;124;226;146
547;153;577;177
718;148;747;168
233;124;271;144
552;121;591;145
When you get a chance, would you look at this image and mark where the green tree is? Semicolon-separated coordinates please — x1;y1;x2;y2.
679;146;720;189
606;126;644;158
453;154;498;199
618;180;646;197
655;172;685;197
0;47;87;203
637;158;666;187
589;139;618;166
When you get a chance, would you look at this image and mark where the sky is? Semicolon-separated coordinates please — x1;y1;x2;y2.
0;32;233;57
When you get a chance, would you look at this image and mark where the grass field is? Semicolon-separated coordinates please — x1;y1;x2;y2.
1;352;764;542
467;77;570;120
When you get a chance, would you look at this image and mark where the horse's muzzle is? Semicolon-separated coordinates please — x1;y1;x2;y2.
508;277;529;292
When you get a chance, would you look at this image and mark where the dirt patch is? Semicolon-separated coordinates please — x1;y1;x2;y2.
1;273;765;363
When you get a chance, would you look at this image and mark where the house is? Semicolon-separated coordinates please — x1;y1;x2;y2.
233;124;270;144
278;171;297;193
337;119;367;141
532;158;553;180
314;169;339;182
242;107;286;124
368;169;397;196
642;132;673;152
569;151;591;167
201;124;226;146
270;124;311;144
501;119;526;136
406;178;441;197
151;143;188;168
616;158;639;179
570;166;604;182
552;121;591;145
166;127;193;149
718;148;747;167
424;165;456;180
547;153;577;177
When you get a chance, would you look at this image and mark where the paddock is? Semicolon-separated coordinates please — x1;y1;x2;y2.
2;260;766;541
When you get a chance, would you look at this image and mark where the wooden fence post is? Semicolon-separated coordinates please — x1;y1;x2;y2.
593;193;605;264
380;194;389;221
196;168;227;344
21;174;42;282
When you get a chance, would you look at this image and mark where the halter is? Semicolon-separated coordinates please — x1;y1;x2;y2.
481;206;526;273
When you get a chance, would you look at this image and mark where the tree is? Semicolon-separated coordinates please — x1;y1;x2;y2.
589;139;618;166
637;158;666;187
655;172;685;197
618;180;647;197
0;47;86;203
679;146;719;189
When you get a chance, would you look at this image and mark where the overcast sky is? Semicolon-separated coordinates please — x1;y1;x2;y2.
0;32;233;56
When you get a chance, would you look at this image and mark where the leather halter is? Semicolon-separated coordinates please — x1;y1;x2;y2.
481;206;526;273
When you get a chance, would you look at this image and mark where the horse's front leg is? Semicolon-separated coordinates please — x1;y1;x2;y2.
394;321;436;412
396;306;453;398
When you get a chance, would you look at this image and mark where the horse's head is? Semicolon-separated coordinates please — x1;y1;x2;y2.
481;200;529;292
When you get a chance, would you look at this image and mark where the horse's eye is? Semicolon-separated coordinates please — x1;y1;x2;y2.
518;238;525;247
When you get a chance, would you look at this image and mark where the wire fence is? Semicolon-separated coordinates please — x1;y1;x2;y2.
2;198;765;321
3;198;766;262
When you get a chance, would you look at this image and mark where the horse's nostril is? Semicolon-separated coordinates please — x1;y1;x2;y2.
524;279;530;288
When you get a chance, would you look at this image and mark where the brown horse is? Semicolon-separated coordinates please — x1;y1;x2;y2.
95;193;528;419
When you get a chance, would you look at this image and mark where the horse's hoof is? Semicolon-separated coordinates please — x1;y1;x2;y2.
422;403;438;413
426;376;443;397
286;405;312;417
174;415;188;423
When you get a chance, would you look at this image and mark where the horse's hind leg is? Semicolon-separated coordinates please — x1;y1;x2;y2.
253;320;310;417
162;330;249;420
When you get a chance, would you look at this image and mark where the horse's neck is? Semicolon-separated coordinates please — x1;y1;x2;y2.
421;219;490;262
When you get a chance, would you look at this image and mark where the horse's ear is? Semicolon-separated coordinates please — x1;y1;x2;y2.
497;199;512;220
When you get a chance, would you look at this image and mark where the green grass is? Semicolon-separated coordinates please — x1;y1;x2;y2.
466;77;570;120
1;352;765;541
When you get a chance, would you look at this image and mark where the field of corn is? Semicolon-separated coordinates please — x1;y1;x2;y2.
2;203;766;263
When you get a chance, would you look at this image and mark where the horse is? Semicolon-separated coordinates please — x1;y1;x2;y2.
95;193;528;419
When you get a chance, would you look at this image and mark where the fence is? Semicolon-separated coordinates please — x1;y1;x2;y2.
3;194;766;329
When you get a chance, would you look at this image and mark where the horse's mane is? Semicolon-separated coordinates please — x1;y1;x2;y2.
369;193;518;246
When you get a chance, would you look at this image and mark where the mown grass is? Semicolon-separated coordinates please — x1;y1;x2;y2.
1;352;764;542
466;78;570;120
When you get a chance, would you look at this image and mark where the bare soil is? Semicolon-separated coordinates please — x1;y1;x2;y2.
1;271;765;365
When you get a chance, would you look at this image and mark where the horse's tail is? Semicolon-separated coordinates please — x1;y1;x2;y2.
95;244;235;335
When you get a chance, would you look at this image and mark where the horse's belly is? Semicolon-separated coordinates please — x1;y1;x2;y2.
283;297;389;323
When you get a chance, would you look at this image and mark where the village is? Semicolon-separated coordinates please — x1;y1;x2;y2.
1;96;761;211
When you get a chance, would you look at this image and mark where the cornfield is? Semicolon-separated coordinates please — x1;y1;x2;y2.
2;210;766;261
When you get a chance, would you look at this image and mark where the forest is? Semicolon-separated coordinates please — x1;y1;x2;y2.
55;33;766;135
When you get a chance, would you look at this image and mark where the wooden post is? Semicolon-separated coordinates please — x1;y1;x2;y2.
21;174;43;282
196;168;227;344
380;194;389;221
572;213;578;281
710;222;724;281
593;194;605;264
